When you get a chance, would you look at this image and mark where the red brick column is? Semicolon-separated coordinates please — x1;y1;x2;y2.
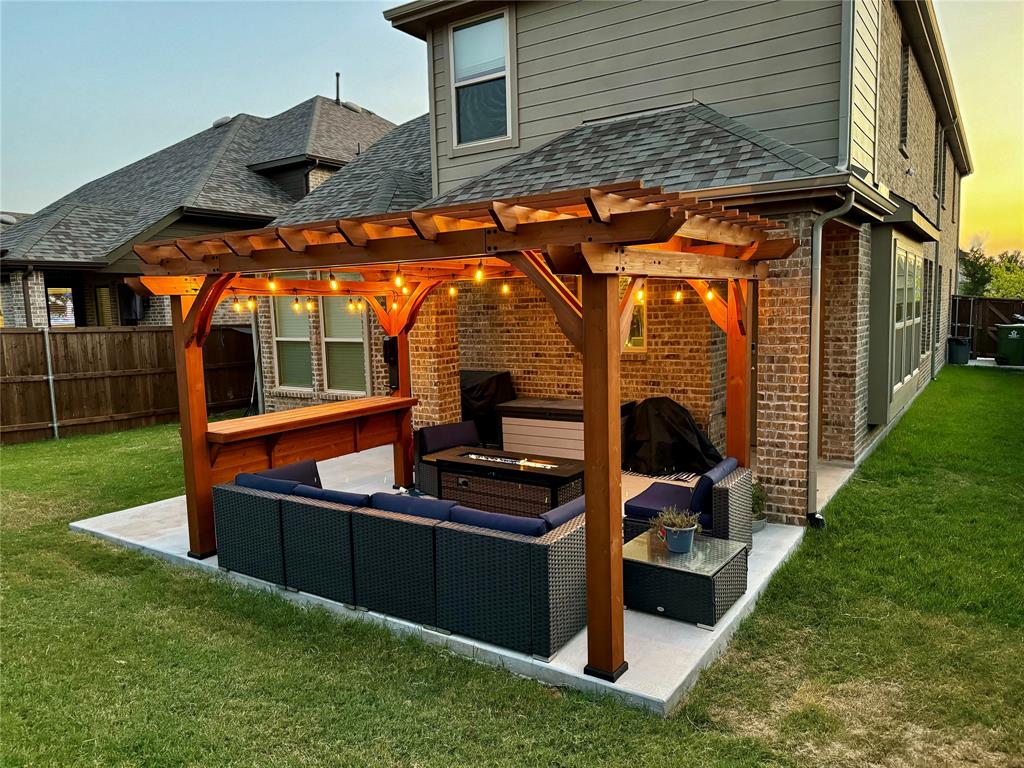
409;288;461;429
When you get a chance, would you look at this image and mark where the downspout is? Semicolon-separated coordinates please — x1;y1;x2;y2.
807;191;856;528
930;247;941;380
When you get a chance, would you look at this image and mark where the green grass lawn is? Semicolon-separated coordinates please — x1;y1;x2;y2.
2;366;1022;767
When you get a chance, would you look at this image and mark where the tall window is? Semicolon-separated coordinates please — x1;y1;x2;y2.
321;282;367;393
892;243;923;389
451;12;509;146
272;272;312;389
952;170;959;222
898;43;910;153
921;258;933;353
933;119;946;200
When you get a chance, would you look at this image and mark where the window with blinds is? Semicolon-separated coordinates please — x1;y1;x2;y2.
272;272;313;389
321;291;367;393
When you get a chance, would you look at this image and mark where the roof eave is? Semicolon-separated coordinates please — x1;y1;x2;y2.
897;0;972;176
384;0;492;38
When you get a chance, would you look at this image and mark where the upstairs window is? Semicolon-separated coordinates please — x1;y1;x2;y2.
451;12;509;146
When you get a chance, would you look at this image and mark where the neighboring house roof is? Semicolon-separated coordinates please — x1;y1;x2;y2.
274;114;432;224
428;102;838;207
0;212;31;232
248;96;395;169
1;98;395;268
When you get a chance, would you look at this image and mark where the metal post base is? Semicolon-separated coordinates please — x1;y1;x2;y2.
584;661;629;683
188;549;217;560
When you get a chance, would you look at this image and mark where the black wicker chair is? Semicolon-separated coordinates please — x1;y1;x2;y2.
415;420;480;497
434;513;586;659
212;484;287;585
280;496;356;605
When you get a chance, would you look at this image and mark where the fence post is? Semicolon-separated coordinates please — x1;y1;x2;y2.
42;326;59;439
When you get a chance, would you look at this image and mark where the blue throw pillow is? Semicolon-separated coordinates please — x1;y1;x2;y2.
254;460;321;488
540;495;585;530
450;505;548;537
369;492;455;522
235;473;301;495
293;485;370;507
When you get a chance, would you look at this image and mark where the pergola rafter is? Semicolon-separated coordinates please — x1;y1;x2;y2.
131;181;797;685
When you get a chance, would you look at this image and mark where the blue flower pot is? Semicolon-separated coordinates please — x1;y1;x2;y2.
659;525;696;554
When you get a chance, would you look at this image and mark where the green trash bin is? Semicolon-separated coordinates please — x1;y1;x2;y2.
995;324;1024;366
947;336;970;365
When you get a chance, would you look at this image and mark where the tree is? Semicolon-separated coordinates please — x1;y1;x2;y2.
959;244;992;296
985;250;1024;299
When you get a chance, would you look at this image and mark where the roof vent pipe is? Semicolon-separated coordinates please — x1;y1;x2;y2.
807;190;855;529
335;72;341;105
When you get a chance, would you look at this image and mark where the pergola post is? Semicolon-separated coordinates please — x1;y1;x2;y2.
581;272;627;683
393;330;414;488
171;293;216;558
726;279;753;467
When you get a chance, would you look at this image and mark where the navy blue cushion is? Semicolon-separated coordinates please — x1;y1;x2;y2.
698;511;713;530
369;492;455;522
254;460;321;489
690;457;739;513
235;473;301;495
540;495;585;530
450;505;548;537
293;484;370;507
419;420;480;454
623;482;693;520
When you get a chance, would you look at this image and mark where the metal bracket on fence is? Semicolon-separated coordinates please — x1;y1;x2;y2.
41;326;59;439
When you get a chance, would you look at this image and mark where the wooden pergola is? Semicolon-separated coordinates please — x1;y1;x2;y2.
131;180;796;683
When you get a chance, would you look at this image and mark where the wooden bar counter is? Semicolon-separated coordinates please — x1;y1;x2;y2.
205;396;417;487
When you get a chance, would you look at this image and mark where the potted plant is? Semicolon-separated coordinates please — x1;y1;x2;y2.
751;483;767;533
650;506;701;554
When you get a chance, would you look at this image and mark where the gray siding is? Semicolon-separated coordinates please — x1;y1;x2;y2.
850;0;880;174
431;0;844;193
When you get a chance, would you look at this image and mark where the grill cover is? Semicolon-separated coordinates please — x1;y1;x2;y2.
459;370;516;447
622;396;723;475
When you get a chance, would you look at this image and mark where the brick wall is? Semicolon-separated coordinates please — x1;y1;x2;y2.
1;271;28;326
307;166;335;192
821;221;872;462
409;290;462;428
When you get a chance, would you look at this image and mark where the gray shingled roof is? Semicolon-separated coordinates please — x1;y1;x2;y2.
274;115;432;225
428;102;837;206
248;96;394;168
1;98;395;267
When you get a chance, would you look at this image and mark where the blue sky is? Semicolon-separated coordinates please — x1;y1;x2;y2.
0;1;428;213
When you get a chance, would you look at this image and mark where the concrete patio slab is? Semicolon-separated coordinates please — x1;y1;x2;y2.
70;445;805;715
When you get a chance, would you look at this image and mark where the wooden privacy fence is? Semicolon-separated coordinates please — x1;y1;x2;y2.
950;295;1024;358
0;326;255;445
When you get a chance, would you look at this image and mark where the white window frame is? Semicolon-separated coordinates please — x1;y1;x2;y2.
891;239;923;393
319;296;371;396
270;284;314;392
448;7;514;152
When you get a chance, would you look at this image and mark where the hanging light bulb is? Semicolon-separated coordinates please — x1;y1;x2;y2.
474;260;484;283
391;300;399;310
401;284;410;295
356;298;365;312
292;294;301;313
246;296;256;312
394;267;403;288
706;287;715;302
268;275;277;291
637;289;644;302
305;297;315;312
329;272;339;291
500;282;510;296
673;286;683;303
347;297;355;313
448;284;458;297
231;292;241;313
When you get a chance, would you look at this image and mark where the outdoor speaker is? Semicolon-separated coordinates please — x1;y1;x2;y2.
383;336;399;390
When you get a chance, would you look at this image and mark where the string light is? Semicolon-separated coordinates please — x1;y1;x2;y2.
305;297;315;312
246;296;256;312
500;282;510;296
706;287;715;302
637;288;645;305
474;260;484;283
401;285;410;295
391;300;399;310
268;275;277;291
356;298;365;312
673;286;683;303
292;293;301;313
394;267;403;288
231;292;241;313
448;285;458;297
329;272;339;291
347;298;355;313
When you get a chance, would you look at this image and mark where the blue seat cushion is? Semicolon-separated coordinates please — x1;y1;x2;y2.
254;460;321;488
369;492;455;522
419;420;480;455
690;457;739;513
235;473;301;495
540;495;585;530
450;505;548;537
293;484;370;508
623;482;693;521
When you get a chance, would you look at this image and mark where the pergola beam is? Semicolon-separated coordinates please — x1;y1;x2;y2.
504;251;584;352
580;244;769;281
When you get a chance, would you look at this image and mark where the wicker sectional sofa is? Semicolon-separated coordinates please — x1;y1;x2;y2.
212;462;587;659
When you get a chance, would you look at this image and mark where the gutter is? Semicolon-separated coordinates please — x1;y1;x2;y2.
807;190;856;528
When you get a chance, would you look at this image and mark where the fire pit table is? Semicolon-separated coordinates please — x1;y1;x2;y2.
421;446;584;517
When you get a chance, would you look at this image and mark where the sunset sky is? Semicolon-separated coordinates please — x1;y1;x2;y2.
1;1;1021;253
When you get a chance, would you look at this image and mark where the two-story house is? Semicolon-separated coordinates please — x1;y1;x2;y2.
222;0;973;522
0;95;394;328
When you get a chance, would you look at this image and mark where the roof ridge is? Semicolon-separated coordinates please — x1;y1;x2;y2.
2;203;78;256
183;115;248;208
304;96;323;157
685;102;834;175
